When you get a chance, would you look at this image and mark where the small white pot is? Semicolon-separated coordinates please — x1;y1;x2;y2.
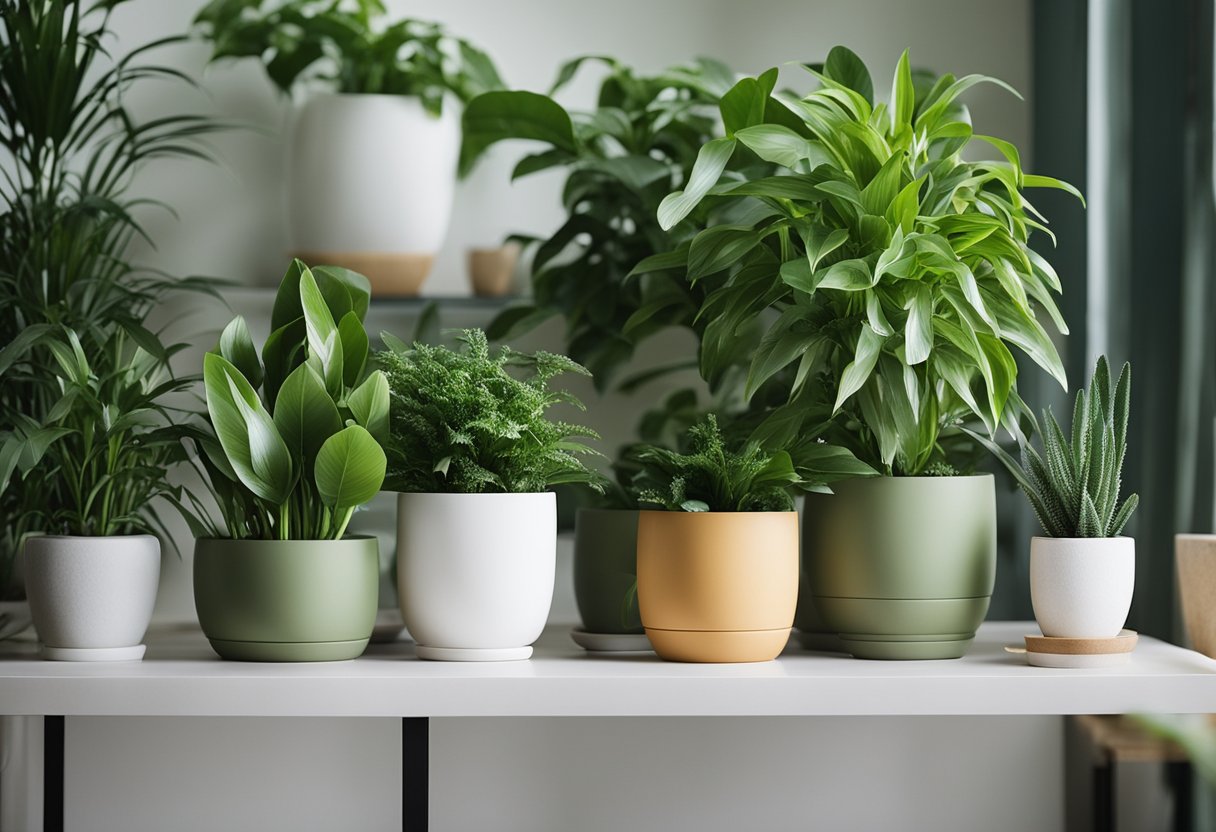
24;535;160;661
1030;536;1134;638
288;93;459;296
397;492;555;661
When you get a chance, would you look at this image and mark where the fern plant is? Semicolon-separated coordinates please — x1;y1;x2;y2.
377;329;602;494
633;415;822;513
978;356;1138;538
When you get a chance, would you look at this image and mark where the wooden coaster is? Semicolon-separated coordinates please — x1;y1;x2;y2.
1025;629;1138;655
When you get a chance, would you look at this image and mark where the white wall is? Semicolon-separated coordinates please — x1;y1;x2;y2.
20;3;1048;831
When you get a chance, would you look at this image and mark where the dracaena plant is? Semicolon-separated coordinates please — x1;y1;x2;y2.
0;326;197;543
460;56;737;389
640;46;1082;476
975;356;1139;538
633;415;820;513
377;329;602;494
0;0;219;595
187;260;389;541
193;0;503;115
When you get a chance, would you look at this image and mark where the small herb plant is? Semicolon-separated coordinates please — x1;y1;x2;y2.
186;260;389;541
194;0;503;115
978;356;1138;538
377;329;601;494
461;57;734;389
634;415;822;513
0;326;196;543
638;46;1082;475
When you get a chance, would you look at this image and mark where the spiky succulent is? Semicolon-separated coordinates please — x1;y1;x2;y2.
981;356;1138;538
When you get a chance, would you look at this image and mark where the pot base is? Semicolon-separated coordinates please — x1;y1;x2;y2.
206;638;368;663
415;645;532;662
838;636;972;661
645;627;790;663
40;644;146;662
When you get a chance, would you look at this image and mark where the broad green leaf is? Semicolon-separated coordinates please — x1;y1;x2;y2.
818;258;873;291
658;136;736;230
823;45;874;105
459;90;576;177
834;323;884;412
627;244;689;278
866;290;894;336
904;285;933;364
719;68;778;134
799;225;849;273
273;362;341;466
711;175;828;202
299;266;337;361
270;259;309;332
972;134;1022;184
217;316;263;390
735;124;820;168
890;49;915;135
337;311;369;387
312;265;371;322
0;323;54;375
687;225;761;280
860;153;904;215
315;424;387;509
886;176;923;233
346;370;390;444
1023;174;1085;205
746;308;821;398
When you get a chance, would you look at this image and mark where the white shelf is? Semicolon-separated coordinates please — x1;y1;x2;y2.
0;622;1212;719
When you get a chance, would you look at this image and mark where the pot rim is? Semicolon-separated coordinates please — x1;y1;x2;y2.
637;509;796;517
1030;535;1135;543
301;90;458;108
194;534;376;544
395;490;555;500
26;533;158;542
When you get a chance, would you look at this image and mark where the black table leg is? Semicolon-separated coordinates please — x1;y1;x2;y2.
402;717;428;831
1168;761;1194;832
43;715;64;832
1093;757;1114;832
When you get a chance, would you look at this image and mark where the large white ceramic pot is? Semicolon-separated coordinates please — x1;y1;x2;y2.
24;535;160;661
1030;536;1134;638
288;93;459;296
397;492;556;661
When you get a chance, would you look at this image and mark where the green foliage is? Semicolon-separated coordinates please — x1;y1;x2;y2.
193;0;503;114
463;57;737;389
377;329;602;494
974;356;1138;539
0;0;219;593
189;260;389;541
633;415;813;512
644;46;1082;475
0;327;196;543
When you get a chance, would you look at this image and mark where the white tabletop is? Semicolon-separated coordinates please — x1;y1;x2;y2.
0;622;1212;718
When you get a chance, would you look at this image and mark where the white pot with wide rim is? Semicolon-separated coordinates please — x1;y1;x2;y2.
397;492;555;661
1030;536;1135;638
24;534;160;661
288;93;459;297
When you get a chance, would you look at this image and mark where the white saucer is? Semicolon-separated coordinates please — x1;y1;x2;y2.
1027;650;1131;668
415;645;532;662
41;644;146;662
570;629;652;652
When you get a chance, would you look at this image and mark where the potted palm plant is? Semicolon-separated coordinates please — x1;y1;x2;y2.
187;260;389;661
633;415;844;664
977;357;1138;639
644;46;1082;659
378;329;601;661
194;0;503;295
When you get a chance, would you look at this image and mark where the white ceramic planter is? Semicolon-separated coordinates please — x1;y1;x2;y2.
1030;536;1134;638
23;535;160;661
397;492;556;661
288;93;459;296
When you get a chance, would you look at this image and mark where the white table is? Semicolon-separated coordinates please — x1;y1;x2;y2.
2;621;1213;831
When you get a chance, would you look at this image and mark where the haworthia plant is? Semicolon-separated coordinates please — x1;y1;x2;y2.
975;356;1139;538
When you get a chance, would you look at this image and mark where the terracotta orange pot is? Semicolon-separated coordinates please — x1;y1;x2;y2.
636;511;798;663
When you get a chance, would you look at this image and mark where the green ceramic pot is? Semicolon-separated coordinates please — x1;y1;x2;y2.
573;509;642;635
194;536;379;661
805;475;996;660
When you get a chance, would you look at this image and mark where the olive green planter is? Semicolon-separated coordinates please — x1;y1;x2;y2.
805;475;996;660
573;509;642;634
194;537;379;662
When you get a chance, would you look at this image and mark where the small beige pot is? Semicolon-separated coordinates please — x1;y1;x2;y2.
1176;534;1216;659
637;511;798;663
467;244;519;297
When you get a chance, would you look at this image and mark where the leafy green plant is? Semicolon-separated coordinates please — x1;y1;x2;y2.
461;56;737;389
194;0;503;115
637;46;1082;476
186;260;388;541
974;356;1138;538
0;0;219;594
377;329;601;494
0;326;196;543
634;414;864;512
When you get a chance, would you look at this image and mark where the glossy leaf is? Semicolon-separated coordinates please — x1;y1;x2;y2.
314;424;386;509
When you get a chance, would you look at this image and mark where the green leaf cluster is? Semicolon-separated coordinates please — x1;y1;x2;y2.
633;415;813;513
190;260;389;541
644;46;1082;476
193;0;503;115
377;329;602;494
975;357;1138;538
0;0;221;594
462;57;736;389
